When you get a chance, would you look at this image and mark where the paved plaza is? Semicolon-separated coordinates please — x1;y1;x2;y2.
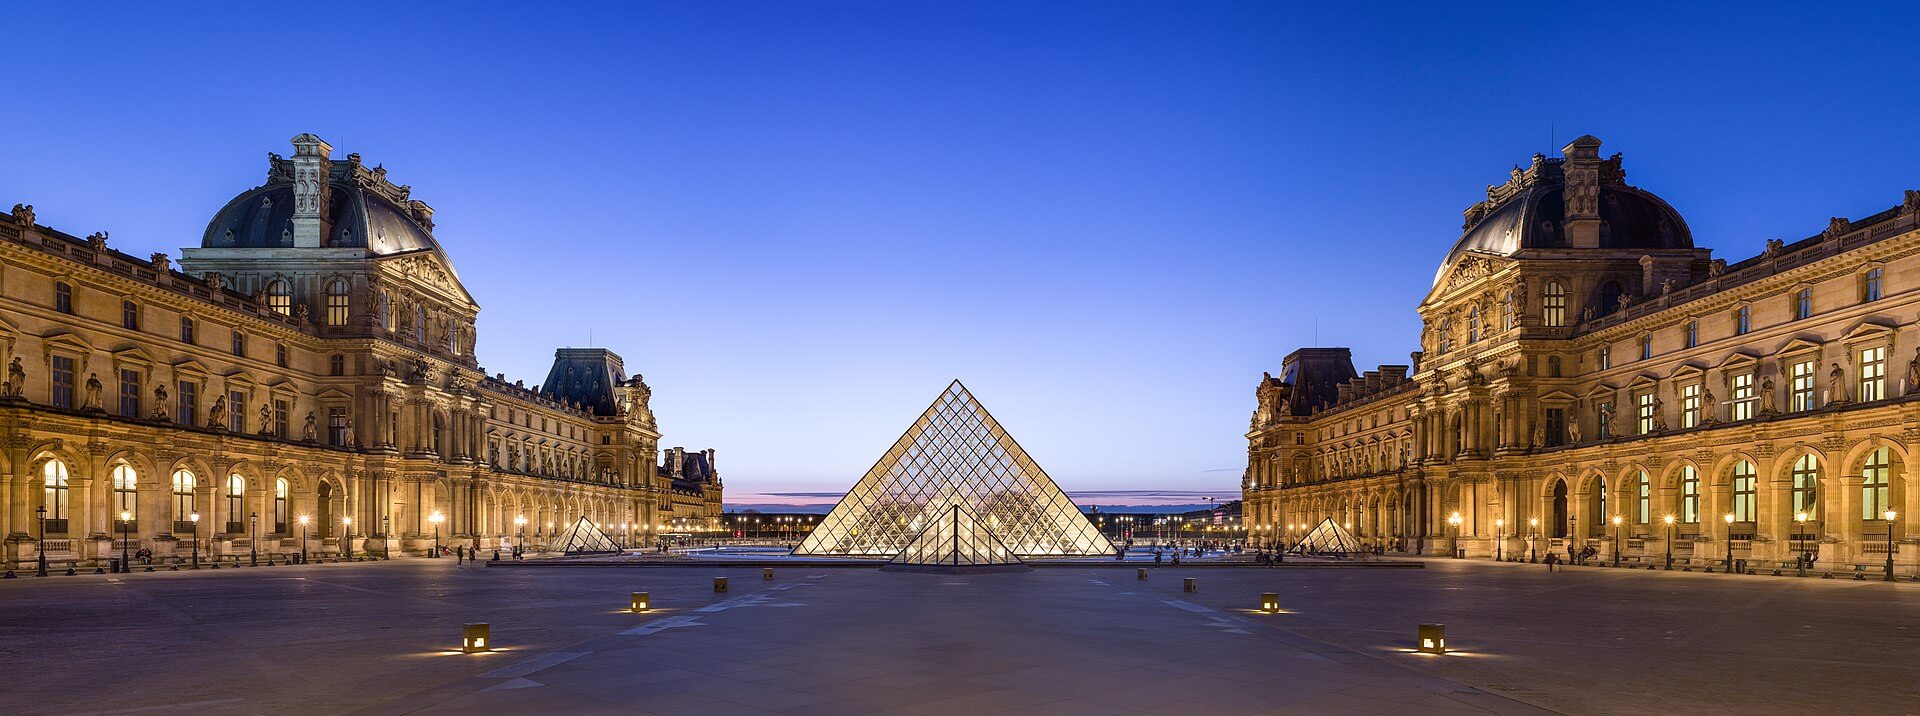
2;559;1916;715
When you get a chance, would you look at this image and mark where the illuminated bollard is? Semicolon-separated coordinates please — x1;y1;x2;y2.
462;623;491;653
1417;623;1446;654
1183;577;1197;593
631;592;650;612
714;576;728;593
1137;568;1148;581
1260;593;1280;613
763;568;774;580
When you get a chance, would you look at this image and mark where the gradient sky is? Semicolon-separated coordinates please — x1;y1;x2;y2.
5;3;1920;502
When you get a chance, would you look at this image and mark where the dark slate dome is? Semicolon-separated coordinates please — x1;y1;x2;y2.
200;154;440;256
1435;136;1691;285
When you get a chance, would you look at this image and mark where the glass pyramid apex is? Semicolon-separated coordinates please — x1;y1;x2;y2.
794;381;1114;558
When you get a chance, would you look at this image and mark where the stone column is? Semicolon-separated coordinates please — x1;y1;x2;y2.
4;437;28;538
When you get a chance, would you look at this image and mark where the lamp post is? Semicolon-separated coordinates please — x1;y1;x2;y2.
1794;512;1808;576
35;505;48;577
429;511;445;558
1722;513;1735;573
118;510;131;573
1884;510;1898;582
1528;517;1539;563
297;515;309;564
343;516;353;561
514;515;527;552
1610;515;1623;567
1447;512;1462;559
1494;519;1505;562
382;515;391;560
249;511;259;567
1663;514;1675;570
189;512;201;569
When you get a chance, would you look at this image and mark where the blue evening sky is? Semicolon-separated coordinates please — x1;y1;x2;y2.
5;3;1918;503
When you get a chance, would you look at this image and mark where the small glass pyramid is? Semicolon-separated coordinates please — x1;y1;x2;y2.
1293;517;1360;556
547;516;622;555
886;504;1025;570
795;381;1113;558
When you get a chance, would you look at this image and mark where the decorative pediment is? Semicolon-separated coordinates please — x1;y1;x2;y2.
1714;351;1761;369
1667;363;1707;381
1626;373;1660;389
1581;383;1617;399
110;345;159;367
41;332;96;354
1773;335;1826;357
1838;318;1899;345
314;388;353;401
379;249;474;305
1537;390;1580;402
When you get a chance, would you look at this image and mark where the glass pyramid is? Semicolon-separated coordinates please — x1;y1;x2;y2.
547;516;622;555
794;381;1113;558
1292;518;1360;556
886;504;1025;569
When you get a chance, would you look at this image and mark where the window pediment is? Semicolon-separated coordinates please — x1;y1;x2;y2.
1668;363;1708;381
1774;335;1826;358
1537;390;1579;403
1714;351;1761;369
1625;374;1660;389
1838;318;1898;347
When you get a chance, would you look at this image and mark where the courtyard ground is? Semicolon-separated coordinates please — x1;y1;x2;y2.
0;558;1915;715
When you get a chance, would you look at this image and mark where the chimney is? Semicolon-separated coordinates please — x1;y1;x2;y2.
670;447;684;477
289;133;334;248
1561;135;1603;248
705;449;716;476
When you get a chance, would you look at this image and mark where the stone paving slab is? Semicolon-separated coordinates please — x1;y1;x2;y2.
2;557;1916;714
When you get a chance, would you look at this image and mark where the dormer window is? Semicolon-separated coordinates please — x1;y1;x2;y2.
1542;282;1567;327
266;279;293;316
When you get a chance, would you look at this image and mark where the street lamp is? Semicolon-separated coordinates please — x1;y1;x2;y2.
1794;511;1808;576
1884;510;1898;582
35;505;48;577
250;511;259;567
189;512;201;569
382;515;392;560
1610;515;1623;567
1722;513;1735;574
1528;517;1539;563
343;516;354;561
1447;512;1462;559
429;511;445;558
1494;519;1505;562
1662;514;1675;570
297;515;310;564
514;515;528;552
118;510;131;574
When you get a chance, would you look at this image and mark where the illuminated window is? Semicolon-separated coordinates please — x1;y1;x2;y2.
267;279;293;316
1637;392;1655;434
172;469;197;526
325;280;351;326
1858;346;1886;402
1863;448;1891;520
226;475;246;533
113;464;138;528
274;479;289;533
1635;471;1650;524
43;460;70;525
1680;466;1699;524
1680;384;1701;428
1731;461;1756;522
1791;454;1819;515
1729;373;1754;421
1542;282;1567;327
1790;360;1816;411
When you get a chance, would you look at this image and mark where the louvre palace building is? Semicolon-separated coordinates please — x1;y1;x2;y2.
1244;135;1920;572
0;134;721;568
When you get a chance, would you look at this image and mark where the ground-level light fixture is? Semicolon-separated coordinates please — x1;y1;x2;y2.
1183;577;1197;593
630;592;650;612
1137;568;1148;581
762;567;774;580
1417;623;1447;654
713;577;728;593
1260;593;1280;613
462;623;491;653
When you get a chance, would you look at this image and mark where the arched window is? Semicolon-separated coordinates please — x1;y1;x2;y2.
1791;454;1820;516
43;460;70;528
274;478;289;533
1501;291;1514;331
325;280;351;326
266;279;293;316
1680;466;1699;524
55;282;73;313
1438;318;1453;352
171;469;197;529
1635;471;1650;524
113;464;138;529
225;475;246;533
1863;448;1891;520
1542;281;1567;327
1731;461;1756;522
1467;306;1480;344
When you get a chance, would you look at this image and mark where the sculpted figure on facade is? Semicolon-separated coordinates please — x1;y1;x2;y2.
1531;418;1545;448
259;403;272;435
4;356;24;398
10;203;34;227
303;412;317;442
1701;388;1718;423
208;395;227;429
1567;412;1581;444
1651;397;1667;432
83;373;103;411
1907;347;1920;394
1760;377;1778;414
1828;362;1847;403
152;384;170;421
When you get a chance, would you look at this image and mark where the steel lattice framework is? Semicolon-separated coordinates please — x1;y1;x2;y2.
793;381;1113;558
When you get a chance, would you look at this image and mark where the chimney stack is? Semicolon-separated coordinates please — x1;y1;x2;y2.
289;134;334;248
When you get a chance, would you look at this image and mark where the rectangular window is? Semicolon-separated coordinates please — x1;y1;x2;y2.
51;355;76;409
1863;450;1891;520
228;391;247;433
1732;463;1757;522
328;407;348;446
177;381;197;426
118;369;141;418
1730;372;1754;421
1734;305;1751;335
1790;360;1817;411
274;399;290;437
1680;383;1701;429
1544;408;1566;447
1684;321;1698;348
55;282;73;313
1598;346;1611;371
231;330;246;357
1858;346;1886;402
122;301;139;330
1597;402;1613;439
1636;474;1650;524
1638;334;1652;360
1681;467;1700;524
276;344;287;368
1793;288;1812;320
180;317;195;343
1863;268;1883;302
1637;392;1655;434
1543;284;1567;328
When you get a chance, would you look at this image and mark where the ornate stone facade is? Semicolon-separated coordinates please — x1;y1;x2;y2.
1245;136;1920;573
0;135;721;568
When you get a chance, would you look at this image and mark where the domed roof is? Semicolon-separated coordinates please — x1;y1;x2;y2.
200;149;444;258
1435;136;1691;286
